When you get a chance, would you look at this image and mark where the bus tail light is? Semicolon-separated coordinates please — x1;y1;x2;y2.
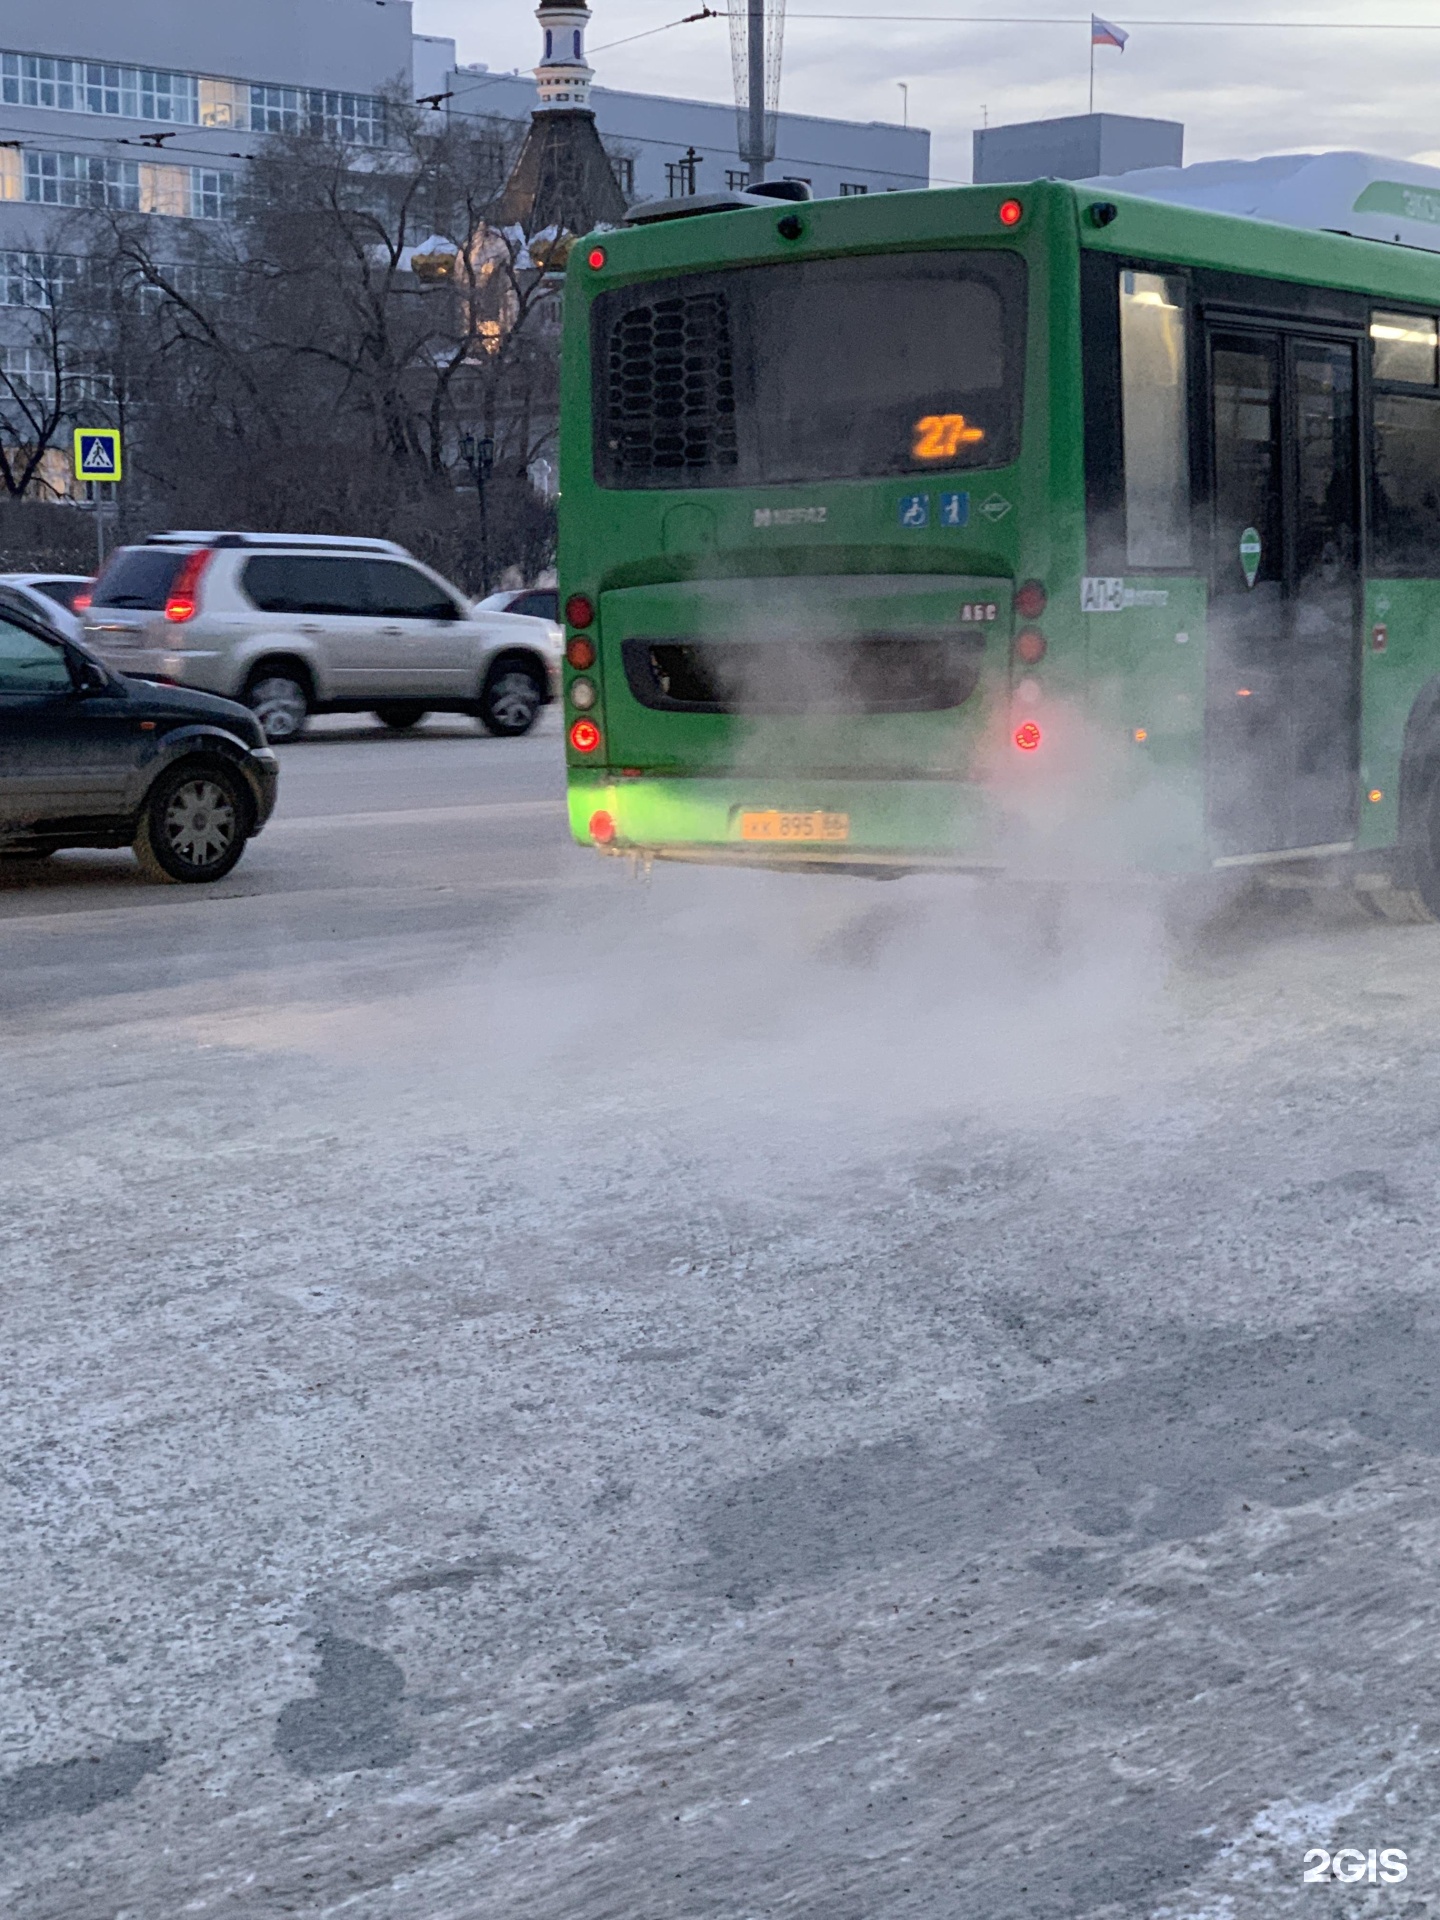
569;677;597;710
565;594;595;628
1014;720;1042;752
1014;580;1047;619
566;636;595;669
570;718;602;754
589;809;616;844
164;549;213;624
1014;629;1047;666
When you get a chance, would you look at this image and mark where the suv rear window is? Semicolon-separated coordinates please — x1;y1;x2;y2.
91;548;189;609
242;555;369;616
510;590;558;621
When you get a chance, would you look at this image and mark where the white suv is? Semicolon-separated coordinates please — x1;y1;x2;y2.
81;532;561;742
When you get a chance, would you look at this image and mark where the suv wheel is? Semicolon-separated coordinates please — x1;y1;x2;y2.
246;670;310;743
134;763;250;884
479;661;543;737
375;704;428;731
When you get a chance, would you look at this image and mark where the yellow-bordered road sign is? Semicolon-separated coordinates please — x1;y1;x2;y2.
74;427;122;482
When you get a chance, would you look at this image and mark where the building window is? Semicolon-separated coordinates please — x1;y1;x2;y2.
726;169;750;191
840;182;869;196
23;150;232;218
0;251;79;308
573;30;582;56
305;88;387;145
199;77;246;128
25;151;140;210
609;154;635;198
2;52;198;124
666;147;701;197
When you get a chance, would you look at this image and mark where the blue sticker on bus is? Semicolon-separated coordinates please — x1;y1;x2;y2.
940;492;970;528
899;495;930;528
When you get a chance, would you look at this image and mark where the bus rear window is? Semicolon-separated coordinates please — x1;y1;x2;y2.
594;250;1026;489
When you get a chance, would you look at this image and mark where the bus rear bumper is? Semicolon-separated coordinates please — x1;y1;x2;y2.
567;774;1021;873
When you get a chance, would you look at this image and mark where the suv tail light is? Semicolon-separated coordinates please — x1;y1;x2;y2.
164;549;213;624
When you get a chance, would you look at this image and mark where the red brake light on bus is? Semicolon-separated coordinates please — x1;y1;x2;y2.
998;199;1024;227
589;809;617;844
570;718;602;754
1014;720;1042;752
566;636;595;670
164;548;213;624
1015;580;1047;619
587;247;606;271
565;594;594;629
1014;629;1047;666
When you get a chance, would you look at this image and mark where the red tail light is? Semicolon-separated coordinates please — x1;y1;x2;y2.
164;549;213;624
1014;580;1047;619
72;591;91;611
565;594;595;629
569;718;602;754
1014;629;1048;666
566;636;595;670
1014;720;1042;752
589;809;616;844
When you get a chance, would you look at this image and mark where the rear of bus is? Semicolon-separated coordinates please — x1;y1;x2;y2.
558;182;1089;874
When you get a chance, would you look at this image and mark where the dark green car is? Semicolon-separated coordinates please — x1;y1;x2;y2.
0;589;278;883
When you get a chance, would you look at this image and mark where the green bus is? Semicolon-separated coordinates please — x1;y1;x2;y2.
557;175;1440;916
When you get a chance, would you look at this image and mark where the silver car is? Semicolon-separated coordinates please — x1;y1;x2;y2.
0;572;93;645
82;532;561;742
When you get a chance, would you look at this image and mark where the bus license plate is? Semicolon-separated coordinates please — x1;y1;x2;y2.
739;809;850;844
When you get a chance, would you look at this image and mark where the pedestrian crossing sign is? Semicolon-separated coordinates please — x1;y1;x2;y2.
74;428;122;482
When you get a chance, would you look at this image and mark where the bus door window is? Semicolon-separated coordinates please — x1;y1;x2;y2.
1291;342;1361;849
1208;336;1286;854
1206;329;1361;858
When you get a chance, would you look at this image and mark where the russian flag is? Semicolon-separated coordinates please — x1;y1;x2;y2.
1091;13;1128;48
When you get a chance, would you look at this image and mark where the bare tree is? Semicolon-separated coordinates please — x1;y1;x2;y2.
80;98;570;589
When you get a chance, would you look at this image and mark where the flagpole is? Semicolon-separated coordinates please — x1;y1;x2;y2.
1089;30;1095;113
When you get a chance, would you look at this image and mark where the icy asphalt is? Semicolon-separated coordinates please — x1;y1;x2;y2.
2;712;1439;1919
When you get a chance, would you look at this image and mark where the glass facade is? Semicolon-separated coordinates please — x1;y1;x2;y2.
24;150;234;218
0;47;386;144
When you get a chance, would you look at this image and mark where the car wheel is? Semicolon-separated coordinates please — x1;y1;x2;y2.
133;763;250;884
245;670;310;743
479;662;543;737
374;704;428;731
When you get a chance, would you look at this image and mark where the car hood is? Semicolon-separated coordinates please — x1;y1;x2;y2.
116;672;266;742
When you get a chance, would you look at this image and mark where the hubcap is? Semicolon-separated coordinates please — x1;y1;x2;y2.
489;671;540;729
163;779;236;868
249;676;307;741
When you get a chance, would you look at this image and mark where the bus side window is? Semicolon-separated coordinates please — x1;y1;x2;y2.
1119;271;1192;569
1371;311;1440;577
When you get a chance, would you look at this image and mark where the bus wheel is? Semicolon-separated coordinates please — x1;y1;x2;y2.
1384;765;1440;923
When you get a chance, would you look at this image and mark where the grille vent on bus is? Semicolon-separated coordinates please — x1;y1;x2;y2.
604;291;739;477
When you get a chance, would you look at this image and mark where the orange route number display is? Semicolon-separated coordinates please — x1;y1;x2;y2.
912;414;986;461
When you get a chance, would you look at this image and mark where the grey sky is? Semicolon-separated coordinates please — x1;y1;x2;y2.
413;1;1440;188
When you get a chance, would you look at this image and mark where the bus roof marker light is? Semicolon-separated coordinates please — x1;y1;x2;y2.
998;198;1024;227
777;213;804;241
1014;720;1042;752
587;246;606;270
1088;201;1119;228
1369;789;1384;804
570;718;602;754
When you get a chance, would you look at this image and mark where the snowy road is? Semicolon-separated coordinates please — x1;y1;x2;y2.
2;712;1437;1918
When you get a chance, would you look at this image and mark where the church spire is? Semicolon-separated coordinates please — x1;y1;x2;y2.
535;0;594;112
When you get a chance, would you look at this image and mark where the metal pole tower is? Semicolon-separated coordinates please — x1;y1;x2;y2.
747;0;766;185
